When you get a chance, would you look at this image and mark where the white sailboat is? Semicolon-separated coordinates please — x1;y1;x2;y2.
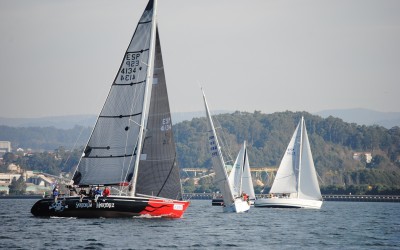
202;89;250;213
228;141;256;205
254;117;323;209
31;0;189;218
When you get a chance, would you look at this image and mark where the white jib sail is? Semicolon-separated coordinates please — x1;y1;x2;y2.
269;120;301;194
241;142;256;200
298;119;322;200
229;142;245;197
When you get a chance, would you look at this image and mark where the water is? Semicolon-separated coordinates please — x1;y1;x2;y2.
0;199;399;249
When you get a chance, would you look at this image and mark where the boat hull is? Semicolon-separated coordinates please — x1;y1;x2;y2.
254;197;322;209
31;196;189;218
223;199;250;213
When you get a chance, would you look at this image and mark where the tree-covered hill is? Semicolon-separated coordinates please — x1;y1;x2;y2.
1;111;399;188
174;111;400;187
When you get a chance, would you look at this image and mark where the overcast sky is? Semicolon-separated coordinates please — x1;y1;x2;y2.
0;0;399;118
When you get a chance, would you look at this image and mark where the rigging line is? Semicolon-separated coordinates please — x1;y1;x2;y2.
60;125;86;173
156;155;178;197
128;118;141;127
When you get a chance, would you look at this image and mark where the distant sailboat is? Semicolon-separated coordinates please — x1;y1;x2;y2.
254;117;323;209
31;0;189;218
202;89;250;213
228;141;256;205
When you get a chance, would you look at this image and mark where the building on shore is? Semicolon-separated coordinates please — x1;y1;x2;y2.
0;141;11;158
0;164;57;195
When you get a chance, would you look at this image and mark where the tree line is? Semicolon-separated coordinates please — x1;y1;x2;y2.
1;111;400;194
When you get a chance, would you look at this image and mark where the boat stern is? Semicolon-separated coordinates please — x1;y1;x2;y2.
140;199;190;218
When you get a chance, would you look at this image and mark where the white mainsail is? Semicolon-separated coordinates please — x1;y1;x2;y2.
202;90;235;206
269;117;321;201
202;89;250;213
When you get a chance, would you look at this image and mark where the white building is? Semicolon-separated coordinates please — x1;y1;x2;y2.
353;152;372;163
0;141;11;158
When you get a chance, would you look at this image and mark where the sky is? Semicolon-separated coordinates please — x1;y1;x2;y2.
0;0;399;118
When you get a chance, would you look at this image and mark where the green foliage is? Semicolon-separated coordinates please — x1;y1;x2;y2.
2;148;82;175
8;176;27;195
174;111;400;189
1;111;400;191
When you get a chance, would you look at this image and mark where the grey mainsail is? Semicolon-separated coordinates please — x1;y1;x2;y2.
135;28;182;200
73;1;181;200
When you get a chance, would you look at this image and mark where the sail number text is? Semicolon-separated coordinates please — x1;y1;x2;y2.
120;53;141;81
209;135;218;157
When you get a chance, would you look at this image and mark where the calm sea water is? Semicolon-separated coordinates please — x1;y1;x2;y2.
0;199;399;249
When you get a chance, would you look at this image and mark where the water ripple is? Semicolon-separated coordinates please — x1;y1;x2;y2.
0;200;399;249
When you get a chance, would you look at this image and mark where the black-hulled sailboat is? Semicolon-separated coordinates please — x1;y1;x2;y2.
31;0;189;218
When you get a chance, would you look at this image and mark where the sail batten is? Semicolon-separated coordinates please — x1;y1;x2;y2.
32;0;189;218
74;0;183;198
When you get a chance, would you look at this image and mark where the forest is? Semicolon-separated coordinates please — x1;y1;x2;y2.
1;111;399;194
174;111;400;188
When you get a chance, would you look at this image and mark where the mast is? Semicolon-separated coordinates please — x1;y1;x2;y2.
130;0;158;196
297;116;304;198
239;141;247;195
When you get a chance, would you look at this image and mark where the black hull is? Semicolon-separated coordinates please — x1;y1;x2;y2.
211;198;224;206
31;196;189;218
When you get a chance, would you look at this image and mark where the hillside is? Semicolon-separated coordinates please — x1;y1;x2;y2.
174;111;400;187
0;111;399;188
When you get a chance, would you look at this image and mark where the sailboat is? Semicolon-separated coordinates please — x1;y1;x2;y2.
228;141;256;205
202;89;250;213
254;117;323;209
31;0;189;218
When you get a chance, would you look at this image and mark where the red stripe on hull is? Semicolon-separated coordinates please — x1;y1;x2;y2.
140;198;189;218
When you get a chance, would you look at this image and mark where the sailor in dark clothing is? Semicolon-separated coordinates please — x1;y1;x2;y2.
79;188;87;202
52;186;59;202
94;186;102;202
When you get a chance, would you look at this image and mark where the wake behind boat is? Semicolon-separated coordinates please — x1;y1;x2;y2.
254;117;323;209
31;0;189;218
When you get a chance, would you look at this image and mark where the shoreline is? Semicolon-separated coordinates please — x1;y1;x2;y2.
2;194;400;202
